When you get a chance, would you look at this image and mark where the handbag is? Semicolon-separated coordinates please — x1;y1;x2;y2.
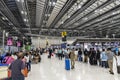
8;70;11;78
23;67;28;77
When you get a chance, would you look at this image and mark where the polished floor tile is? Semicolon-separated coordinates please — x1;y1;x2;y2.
26;54;120;80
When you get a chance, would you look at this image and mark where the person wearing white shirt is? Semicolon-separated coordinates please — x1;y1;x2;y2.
25;53;30;71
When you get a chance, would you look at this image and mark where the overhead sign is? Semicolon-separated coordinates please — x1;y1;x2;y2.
61;31;67;37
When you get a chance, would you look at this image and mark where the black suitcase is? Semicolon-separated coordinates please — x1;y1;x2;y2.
93;59;97;65
117;66;120;74
89;58;93;65
48;55;51;58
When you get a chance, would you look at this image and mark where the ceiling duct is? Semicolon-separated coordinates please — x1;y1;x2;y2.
36;0;46;27
46;0;67;27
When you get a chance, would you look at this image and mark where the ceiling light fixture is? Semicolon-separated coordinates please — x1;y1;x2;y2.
112;12;115;15
2;17;5;20
2;17;8;20
48;14;51;16
83;17;88;20
21;0;24;3
24;19;27;22
68;15;70;18
99;9;103;12
5;18;8;20
52;2;56;6
21;11;24;14
61;21;64;24
9;23;13;25
49;2;52;6
77;5;81;9
17;0;20;2
94;9;99;13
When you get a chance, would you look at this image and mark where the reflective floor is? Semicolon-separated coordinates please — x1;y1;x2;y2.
26;54;120;80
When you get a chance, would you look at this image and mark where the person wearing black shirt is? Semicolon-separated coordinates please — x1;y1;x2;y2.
96;49;101;66
49;48;53;58
89;48;96;65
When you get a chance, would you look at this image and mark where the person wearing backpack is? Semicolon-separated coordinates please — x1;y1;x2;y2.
101;49;108;68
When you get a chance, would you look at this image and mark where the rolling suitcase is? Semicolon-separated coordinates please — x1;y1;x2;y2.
65;59;70;70
93;59;97;65
117;66;120;74
48;55;51;58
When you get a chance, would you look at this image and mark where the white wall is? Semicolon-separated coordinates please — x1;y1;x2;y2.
32;37;76;48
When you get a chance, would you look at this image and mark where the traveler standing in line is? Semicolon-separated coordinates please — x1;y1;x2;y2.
54;48;58;57
28;52;32;71
78;48;82;61
96;49;101;66
74;49;78;61
8;52;25;80
84;49;88;63
58;48;63;60
70;51;75;69
64;48;68;58
49;48;53;58
89;48;93;65
106;48;117;75
101;49;108;68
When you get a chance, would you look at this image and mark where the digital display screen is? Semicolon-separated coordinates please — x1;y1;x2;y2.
7;37;13;46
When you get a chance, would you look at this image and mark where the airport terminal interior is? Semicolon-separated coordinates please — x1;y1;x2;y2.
0;0;120;80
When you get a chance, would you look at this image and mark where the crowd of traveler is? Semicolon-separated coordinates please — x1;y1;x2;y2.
48;47;120;75
0;49;42;80
0;47;119;80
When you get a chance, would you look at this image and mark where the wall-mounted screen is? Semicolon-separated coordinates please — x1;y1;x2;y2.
17;41;21;47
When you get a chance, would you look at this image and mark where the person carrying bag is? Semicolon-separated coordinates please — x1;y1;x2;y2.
8;52;27;80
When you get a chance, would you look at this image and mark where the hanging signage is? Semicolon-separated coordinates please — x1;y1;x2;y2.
61;31;67;42
7;37;13;46
61;31;67;37
17;41;21;47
